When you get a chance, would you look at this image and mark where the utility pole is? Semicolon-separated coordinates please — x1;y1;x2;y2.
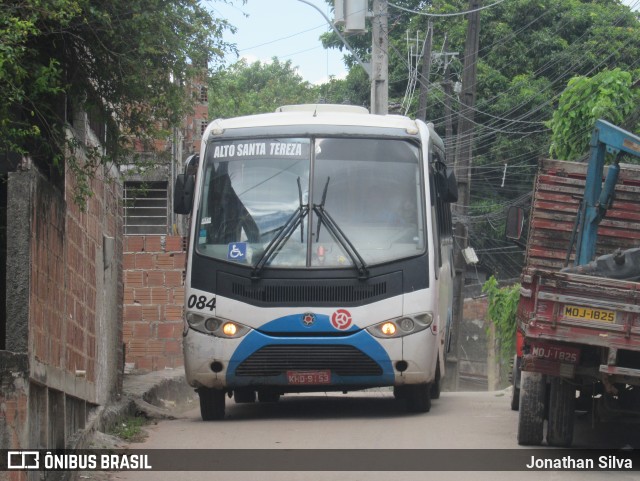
416;20;433;122
441;36;456;160
446;0;482;392
370;0;388;115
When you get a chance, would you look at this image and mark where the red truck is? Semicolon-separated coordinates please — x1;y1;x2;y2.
513;120;640;446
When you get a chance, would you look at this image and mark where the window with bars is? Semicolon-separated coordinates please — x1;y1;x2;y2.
124;181;169;235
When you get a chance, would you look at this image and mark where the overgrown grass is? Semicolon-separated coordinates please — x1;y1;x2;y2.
108;415;150;442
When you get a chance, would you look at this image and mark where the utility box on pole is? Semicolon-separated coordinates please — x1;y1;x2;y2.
344;0;367;33
333;0;387;113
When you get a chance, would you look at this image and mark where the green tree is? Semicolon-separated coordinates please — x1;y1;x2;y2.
208;58;319;118
317;0;640;278
388;0;640;278
318;66;370;107
482;275;520;361
0;0;235;204
548;68;640;160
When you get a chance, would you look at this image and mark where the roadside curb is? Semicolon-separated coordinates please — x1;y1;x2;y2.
72;369;196;451
126;368;197;419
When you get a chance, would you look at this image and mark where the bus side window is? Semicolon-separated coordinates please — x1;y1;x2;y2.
428;163;442;272
432;152;454;270
433;155;453;238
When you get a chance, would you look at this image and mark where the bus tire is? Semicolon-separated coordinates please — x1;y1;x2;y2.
406;384;431;413
547;377;575;447
393;386;406;400
198;387;225;421
430;361;441;400
517;371;546;445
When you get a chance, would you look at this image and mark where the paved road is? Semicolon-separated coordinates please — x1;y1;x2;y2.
110;389;640;481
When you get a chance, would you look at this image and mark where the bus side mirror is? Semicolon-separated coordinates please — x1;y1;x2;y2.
506;206;524;240
174;174;195;214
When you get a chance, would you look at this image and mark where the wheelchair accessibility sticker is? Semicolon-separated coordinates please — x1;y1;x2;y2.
227;242;247;261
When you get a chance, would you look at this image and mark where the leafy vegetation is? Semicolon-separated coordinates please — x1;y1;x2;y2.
315;1;633;278
1;0;235;204
208;58;373;120
548;68;640;160
482;275;520;360
209;58;318;118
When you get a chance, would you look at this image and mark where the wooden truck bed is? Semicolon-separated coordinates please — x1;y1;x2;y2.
518;267;640;383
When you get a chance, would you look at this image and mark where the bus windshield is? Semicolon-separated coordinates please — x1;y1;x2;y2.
196;137;425;269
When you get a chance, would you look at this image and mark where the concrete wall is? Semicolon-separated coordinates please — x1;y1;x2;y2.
123;235;185;371
0;125;123;455
458;297;490;391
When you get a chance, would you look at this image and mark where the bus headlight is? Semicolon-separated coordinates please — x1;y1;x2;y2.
380;322;397;336
366;312;433;338
186;312;251;338
222;322;238;336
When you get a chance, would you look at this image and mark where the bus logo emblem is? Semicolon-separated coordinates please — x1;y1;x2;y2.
302;313;315;327
331;309;352;330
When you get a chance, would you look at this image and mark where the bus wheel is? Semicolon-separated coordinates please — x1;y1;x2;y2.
198;387;225;421
517;371;546;445
547;377;575;447
430;361;441;400
406;384;431;413
393;386;406;400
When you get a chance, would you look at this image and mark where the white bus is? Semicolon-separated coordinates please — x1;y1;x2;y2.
174;104;457;420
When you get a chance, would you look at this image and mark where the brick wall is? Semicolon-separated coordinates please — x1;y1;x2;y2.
28;163;123;391
123;235;185;371
1;154;123;453
30;178;66;372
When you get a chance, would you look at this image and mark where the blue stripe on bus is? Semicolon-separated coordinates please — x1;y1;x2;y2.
226;314;394;386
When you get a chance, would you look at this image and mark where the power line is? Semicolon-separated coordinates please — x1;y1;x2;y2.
389;0;509;17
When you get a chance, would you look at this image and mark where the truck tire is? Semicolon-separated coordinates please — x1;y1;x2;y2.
517;371;546;445
406;384;431;413
198;387;225;421
547;377;575;447
510;355;521;411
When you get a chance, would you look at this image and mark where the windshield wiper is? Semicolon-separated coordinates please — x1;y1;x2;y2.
252;177;308;278
313;178;369;279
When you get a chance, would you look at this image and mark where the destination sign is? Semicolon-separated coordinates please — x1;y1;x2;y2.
212;140;308;160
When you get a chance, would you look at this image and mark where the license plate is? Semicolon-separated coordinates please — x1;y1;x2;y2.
563;304;615;323
530;342;580;364
287;370;331;385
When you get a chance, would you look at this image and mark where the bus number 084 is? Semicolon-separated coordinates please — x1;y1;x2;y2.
187;295;215;311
